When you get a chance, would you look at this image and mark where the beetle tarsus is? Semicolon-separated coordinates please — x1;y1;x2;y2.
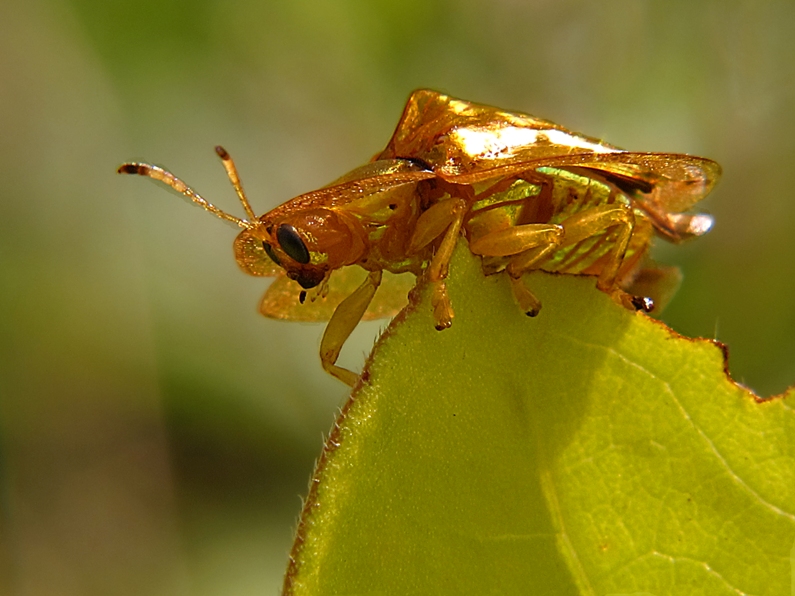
631;295;655;312
508;276;543;319
431;282;454;330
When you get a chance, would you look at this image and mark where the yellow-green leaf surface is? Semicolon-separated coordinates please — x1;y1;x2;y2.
284;243;795;596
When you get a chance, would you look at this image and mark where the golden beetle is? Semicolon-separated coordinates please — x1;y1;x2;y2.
119;89;719;386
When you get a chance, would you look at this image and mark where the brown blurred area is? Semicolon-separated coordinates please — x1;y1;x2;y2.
1;1;793;594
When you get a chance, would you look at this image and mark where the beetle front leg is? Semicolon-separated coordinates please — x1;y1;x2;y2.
427;200;467;330
320;270;382;386
410;198;467;330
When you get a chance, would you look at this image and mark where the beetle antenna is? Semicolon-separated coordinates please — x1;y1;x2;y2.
215;146;258;222
117;161;250;228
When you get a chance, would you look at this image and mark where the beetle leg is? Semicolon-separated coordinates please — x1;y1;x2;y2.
556;204;634;291
320;270;382;386
507;242;570;315
470;224;564;316
410;198;468;330
469;224;563;257
554;204;652;310
409;199;462;253
623;264;682;313
507;275;543;317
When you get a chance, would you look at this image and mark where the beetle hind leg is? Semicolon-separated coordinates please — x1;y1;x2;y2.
606;287;655;312
556;204;654;311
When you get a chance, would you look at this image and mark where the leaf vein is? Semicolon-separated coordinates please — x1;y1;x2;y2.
618;354;795;523
538;467;597;596
549;330;795;523
649;550;756;596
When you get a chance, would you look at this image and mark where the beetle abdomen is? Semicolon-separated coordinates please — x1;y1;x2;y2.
464;166;654;280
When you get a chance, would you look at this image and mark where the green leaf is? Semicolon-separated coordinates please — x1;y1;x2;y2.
283;243;795;596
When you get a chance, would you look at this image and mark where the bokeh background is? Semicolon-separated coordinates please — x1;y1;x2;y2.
2;1;794;594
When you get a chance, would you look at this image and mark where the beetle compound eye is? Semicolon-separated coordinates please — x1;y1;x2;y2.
262;241;281;266
276;224;311;264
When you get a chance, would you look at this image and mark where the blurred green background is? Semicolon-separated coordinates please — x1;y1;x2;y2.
1;1;793;594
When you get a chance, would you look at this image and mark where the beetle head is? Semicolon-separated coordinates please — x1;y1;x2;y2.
234;208;366;289
118;148;368;290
